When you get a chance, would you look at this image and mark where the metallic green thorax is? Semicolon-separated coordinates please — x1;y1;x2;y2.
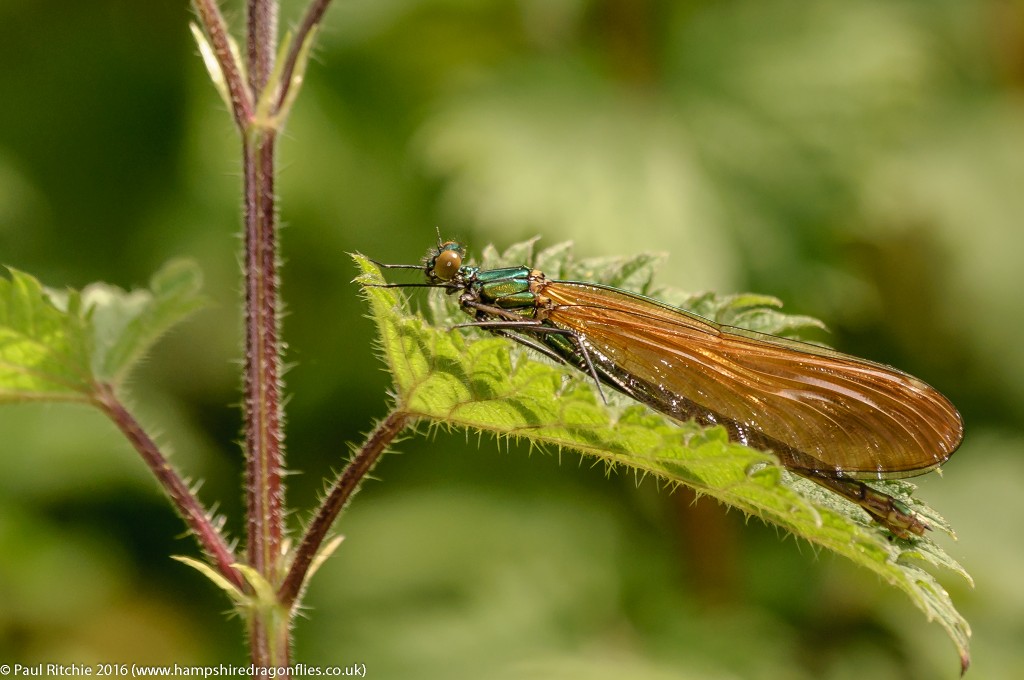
463;266;543;313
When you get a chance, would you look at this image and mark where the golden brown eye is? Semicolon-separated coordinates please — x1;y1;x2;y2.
431;247;463;281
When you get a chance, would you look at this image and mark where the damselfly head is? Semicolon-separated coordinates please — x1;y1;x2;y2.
426;241;465;283
368;237;468;289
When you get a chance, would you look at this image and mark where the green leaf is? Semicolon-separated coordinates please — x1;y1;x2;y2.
0;260;206;402
354;240;971;670
85;259;206;382
0;269;93;401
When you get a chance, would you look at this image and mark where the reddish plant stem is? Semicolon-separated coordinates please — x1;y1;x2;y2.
192;0;254;126
93;383;245;592
247;0;278;97
241;4;285;667
274;0;334;112
193;0;344;668
278;409;410;607
242;131;284;587
242;114;288;670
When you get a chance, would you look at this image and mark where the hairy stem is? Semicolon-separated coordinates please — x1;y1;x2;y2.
242;128;286;666
278;408;411;607
193;0;339;667
192;0;254;126
93;383;245;592
274;0;334;112
237;0;287;667
247;0;278;96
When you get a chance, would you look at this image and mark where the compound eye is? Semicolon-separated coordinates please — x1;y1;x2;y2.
431;246;463;281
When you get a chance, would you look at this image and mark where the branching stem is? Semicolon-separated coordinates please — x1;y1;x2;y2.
191;0;342;668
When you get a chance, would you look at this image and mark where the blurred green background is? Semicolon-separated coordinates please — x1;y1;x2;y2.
1;0;1022;677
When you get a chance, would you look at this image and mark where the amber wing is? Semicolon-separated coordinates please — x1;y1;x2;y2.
542;281;963;480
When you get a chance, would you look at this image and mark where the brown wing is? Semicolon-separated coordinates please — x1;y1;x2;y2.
542;281;963;480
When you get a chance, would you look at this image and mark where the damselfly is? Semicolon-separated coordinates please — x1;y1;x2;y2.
374;238;963;537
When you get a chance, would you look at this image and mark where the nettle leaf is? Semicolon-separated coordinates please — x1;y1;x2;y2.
355;239;971;669
0;268;94;401
84;259;206;382
0;260;205;402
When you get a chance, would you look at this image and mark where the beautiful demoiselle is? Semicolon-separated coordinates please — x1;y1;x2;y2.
375;238;964;537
